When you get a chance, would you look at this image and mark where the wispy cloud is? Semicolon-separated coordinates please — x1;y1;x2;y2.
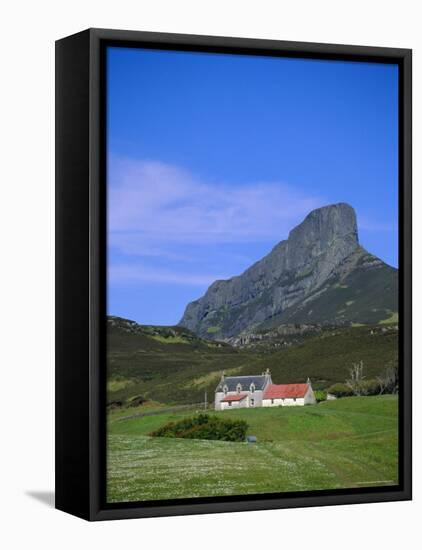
109;264;229;287
107;156;329;290
106;156;398;300
108;156;326;256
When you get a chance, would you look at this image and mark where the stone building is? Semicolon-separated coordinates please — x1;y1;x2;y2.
215;371;316;409
262;381;316;407
214;370;272;410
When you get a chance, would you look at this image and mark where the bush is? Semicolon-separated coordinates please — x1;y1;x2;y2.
149;414;248;442
314;390;327;403
128;395;146;407
326;383;354;398
326;380;384;397
361;379;381;396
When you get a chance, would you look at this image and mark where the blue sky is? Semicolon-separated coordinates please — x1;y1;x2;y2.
107;47;399;326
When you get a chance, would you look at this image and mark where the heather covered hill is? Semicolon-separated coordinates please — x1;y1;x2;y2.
107;316;397;407
107;316;252;406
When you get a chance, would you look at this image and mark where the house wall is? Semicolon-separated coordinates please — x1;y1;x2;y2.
262;397;279;407
304;386;317;405
219;399;248;410
215;391;251;410
248;389;263;407
214;389;266;410
284;397;305;406
262;385;317;407
262;397;305;407
214;391;225;411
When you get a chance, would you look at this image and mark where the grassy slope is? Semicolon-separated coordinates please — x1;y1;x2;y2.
107;396;398;502
107;320;252;405
259;252;398;329
108;320;398;405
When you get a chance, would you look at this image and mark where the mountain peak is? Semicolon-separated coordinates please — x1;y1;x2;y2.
289;202;358;246
281;203;359;272
179;203;396;339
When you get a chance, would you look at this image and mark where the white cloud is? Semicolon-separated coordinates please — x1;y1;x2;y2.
108;156;326;253
108;263;229;287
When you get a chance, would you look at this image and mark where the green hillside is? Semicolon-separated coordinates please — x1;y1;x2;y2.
255;325;398;390
107;317;398;407
107;316;251;405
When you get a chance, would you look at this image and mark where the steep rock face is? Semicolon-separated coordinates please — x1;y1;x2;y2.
256;246;398;329
179;203;374;339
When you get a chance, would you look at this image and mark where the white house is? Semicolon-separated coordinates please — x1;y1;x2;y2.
215;371;316;410
262;380;316;407
214;370;272;411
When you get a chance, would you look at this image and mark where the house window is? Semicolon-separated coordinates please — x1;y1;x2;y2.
250;398;254;406
223;385;228;395
237;384;242;394
228;401;232;407
250;384;255;393
271;399;274;404
293;398;296;402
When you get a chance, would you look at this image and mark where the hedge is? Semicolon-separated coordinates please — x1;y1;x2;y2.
149;414;248;442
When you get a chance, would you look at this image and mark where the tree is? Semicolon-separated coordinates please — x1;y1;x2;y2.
377;363;399;395
346;360;367;396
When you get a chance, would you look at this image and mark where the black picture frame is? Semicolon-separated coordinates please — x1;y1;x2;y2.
55;28;412;521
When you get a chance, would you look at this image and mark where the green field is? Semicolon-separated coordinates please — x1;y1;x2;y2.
107;395;398;503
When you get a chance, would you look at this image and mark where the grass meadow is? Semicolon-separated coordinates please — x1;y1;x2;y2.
107;395;398;503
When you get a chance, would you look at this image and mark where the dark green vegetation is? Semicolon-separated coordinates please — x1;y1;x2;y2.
149;414;248;442
107;395;398;502
256;325;398;391
107;316;247;406
107;316;398;407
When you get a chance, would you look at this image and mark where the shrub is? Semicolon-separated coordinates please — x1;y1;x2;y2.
314;390;327;403
361;378;381;396
128;395;146;407
326;383;354;398
149;414;248;442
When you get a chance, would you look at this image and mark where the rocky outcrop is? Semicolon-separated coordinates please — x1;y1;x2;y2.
179;203;397;339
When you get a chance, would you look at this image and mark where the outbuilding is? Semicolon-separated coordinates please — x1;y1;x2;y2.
219;392;248;410
262;382;316;407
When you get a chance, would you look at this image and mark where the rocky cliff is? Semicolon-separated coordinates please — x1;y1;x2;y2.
179;203;398;339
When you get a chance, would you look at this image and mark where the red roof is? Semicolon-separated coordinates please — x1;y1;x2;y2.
263;384;309;399
220;393;248;402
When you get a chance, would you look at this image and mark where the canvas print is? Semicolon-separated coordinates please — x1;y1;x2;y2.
106;47;399;504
